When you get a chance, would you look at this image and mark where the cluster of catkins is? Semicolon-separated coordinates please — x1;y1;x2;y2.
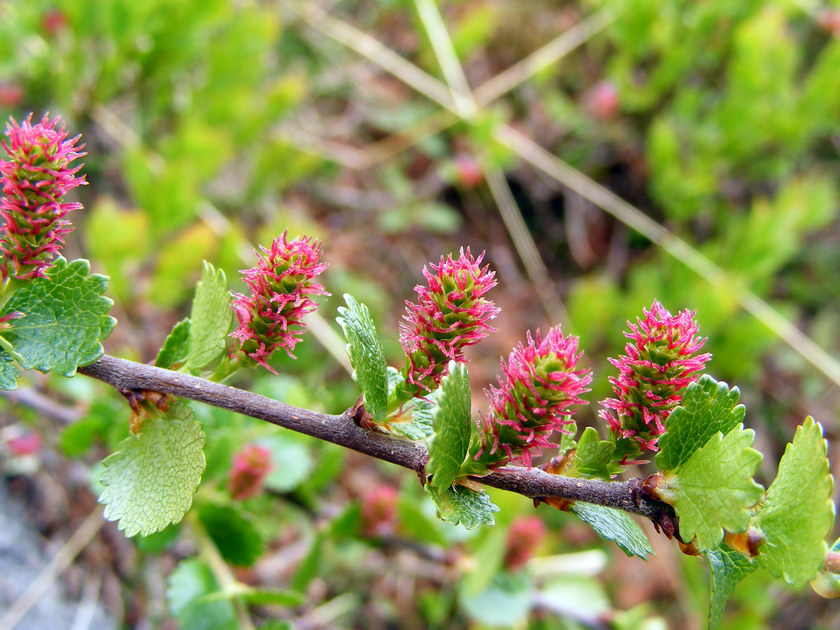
228;232;709;467
0;114;708;470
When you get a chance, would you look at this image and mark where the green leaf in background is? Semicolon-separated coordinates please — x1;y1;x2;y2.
658;426;763;551
291;533;324;593
459;571;532;627
205;584;305;607
570;503;653;559
197;503;264;567
568;427;615;480
186;262;231;369
336;294;389;422
0;350;20;390
259;434;313;493
155;318;192;368
166;558;237;630
397;496;448;547
429;484;499;530
428;362;471;490
753;417;835;588
100;407;206;536
705;545;757;630
0;258;116;376
656;376;745;472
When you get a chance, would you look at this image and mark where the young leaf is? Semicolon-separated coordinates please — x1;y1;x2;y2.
753;417;835;588
570;503;653;559
100;407;206;537
0;350;21;390
388;393;435;440
186;262;231;369
429;484;499;530
656;376;745;472
568;427;615;480
428;362;471;490
336;294;389;422
705;545;757;630
658;426;763;551
155;318;192;368
166;558;237;630
0;258;115;376
197;503;265;567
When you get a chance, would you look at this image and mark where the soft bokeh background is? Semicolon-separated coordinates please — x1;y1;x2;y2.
1;0;839;628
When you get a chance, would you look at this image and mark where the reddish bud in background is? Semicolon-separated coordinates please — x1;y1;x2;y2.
504;515;547;571
599;300;710;457
7;431;42;456
361;485;398;537
583;81;620;121
818;10;840;37
0;83;24;109
453;154;484;188
228;444;273;500
41;8;68;37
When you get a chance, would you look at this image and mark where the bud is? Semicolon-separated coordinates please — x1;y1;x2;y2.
599;300;710;457
453;154;484;188
0;114;86;280
583;81;620;121
228;444;273;500
7;431;42;457
476;327;592;467
0;83;23;109
230;231;329;372
398;248;499;397
361;485;398;537
504;515;547;571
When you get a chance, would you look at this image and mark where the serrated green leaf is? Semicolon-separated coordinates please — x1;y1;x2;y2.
705;545;757;630
570;503;653;559
388;393;435;439
155;318;192;368
0;258;115;376
100;409;206;537
659;426;763;551
459;571;532;627
569;427;615;481
198;503;264;567
657;376;745;472
429;362;471;490
167;558;237;630
754;417;835;588
429;484;499;530
186;262;231;369
0;350;20;390
336;294;388;422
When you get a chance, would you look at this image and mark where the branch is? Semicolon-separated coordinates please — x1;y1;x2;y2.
77;355;672;523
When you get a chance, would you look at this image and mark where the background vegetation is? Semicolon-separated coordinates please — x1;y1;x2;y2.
1;0;839;628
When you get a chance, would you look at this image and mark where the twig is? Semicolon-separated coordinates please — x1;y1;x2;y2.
0;508;104;630
77;355;668;521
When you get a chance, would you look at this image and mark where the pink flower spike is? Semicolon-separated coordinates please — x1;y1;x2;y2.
0;114;86;280
599;300;711;457
504;515;547;571
230;231;329;371
476;326;592;468
228;444;273;500
398;248;499;396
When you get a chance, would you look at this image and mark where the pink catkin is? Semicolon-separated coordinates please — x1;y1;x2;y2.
228;444;273;500
361;485;399;537
399;248;499;393
599;300;710;455
0;114;86;280
478;327;592;468
230;232;328;372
